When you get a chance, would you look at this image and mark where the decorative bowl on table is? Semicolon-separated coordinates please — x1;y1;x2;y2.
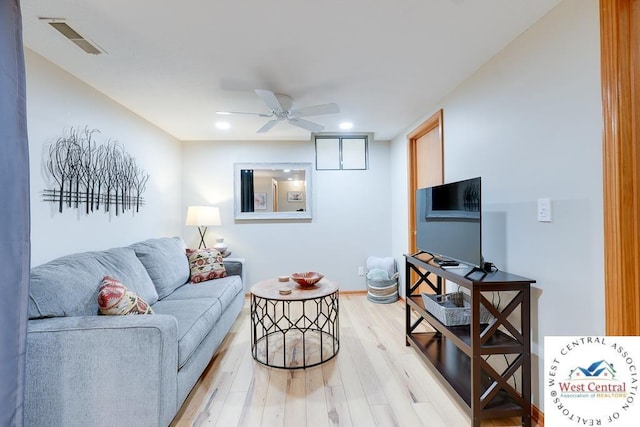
290;272;324;287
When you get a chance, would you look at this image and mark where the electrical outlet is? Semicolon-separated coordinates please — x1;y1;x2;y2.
358;267;365;276
537;198;552;222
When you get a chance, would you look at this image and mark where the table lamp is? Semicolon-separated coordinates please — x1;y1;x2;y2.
185;206;221;249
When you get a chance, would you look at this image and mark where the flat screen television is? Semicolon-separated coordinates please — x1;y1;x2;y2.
415;177;482;268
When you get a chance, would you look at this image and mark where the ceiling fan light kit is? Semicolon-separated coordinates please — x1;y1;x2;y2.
220;89;340;133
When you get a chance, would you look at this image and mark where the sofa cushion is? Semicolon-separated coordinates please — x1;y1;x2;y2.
97;276;154;315
151;298;221;368
29;247;158;319
163;276;243;309
130;237;190;299
186;248;227;283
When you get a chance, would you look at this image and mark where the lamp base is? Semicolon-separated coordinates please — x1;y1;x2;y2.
197;226;208;249
213;237;228;254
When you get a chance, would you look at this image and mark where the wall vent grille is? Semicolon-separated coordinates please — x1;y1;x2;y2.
40;18;105;55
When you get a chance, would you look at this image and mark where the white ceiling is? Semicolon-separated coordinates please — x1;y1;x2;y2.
21;0;562;142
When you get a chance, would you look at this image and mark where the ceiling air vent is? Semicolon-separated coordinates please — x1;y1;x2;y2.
40;18;105;55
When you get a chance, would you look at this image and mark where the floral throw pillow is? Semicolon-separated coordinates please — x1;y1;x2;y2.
186;248;227;283
97;276;154;315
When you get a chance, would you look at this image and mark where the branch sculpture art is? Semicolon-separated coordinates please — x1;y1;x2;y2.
43;126;149;215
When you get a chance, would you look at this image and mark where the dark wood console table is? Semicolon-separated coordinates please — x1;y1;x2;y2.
404;253;534;427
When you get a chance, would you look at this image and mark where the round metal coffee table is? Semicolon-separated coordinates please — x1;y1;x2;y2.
250;277;339;369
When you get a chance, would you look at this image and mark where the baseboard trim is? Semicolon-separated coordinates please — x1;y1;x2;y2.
246;290;369;297
339;290;368;295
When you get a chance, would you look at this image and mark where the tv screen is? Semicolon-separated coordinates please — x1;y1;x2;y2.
415;177;482;267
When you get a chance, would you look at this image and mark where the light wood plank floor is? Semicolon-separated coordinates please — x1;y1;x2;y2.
171;294;538;427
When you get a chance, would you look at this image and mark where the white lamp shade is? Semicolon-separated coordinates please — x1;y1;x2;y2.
185;206;221;226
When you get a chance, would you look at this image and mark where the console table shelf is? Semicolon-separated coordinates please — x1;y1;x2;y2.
407;296;524;354
404;253;534;427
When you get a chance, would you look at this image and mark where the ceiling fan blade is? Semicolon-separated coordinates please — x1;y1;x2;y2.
256;119;279;133
290;103;340;118
255;89;284;113
217;111;273;117
288;117;324;132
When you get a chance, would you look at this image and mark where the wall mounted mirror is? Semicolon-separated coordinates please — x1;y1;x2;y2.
234;162;313;220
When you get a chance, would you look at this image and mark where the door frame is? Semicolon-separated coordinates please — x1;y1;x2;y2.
601;0;640;335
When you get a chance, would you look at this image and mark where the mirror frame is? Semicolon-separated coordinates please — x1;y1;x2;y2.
233;162;313;220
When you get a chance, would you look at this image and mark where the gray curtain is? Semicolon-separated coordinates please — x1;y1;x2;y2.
0;0;31;426
240;169;255;212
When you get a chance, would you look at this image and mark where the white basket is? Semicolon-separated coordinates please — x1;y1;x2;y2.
421;292;494;326
367;290;398;304
367;277;398;304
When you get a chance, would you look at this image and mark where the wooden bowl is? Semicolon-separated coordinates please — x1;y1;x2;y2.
290;272;324;287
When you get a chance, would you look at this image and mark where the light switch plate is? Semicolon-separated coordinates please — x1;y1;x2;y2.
537;198;552;222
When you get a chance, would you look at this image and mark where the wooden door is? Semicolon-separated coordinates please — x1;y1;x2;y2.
408;109;444;254
271;179;278;212
407;110;444;294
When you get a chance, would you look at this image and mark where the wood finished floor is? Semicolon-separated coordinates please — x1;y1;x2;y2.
171;294;538;427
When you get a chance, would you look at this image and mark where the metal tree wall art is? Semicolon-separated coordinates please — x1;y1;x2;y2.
43;127;149;215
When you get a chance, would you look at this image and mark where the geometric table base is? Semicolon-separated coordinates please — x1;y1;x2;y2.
250;280;339;369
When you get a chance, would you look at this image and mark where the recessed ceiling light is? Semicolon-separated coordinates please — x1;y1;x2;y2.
216;121;230;130
216;111;231;115
339;122;354;130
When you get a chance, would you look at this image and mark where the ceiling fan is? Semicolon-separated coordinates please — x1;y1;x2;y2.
217;89;340;133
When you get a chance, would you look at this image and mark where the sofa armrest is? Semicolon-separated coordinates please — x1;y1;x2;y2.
25;315;179;427
223;257;246;284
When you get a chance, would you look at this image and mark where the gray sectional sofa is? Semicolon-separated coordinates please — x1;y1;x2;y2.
24;237;245;427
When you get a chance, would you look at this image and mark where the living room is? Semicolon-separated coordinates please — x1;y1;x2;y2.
2;0;623;426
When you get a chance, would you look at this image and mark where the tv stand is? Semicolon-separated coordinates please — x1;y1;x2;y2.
404;253;535;426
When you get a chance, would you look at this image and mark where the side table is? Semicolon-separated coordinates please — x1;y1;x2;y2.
250;277;339;369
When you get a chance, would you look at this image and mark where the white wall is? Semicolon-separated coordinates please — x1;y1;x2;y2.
181;139;392;291
26;50;182;266
390;0;602;411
